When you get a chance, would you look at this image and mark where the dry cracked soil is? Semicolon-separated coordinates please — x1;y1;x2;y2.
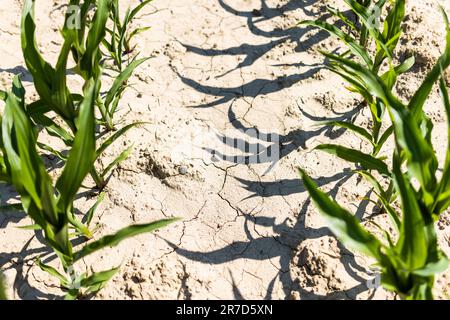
0;0;450;300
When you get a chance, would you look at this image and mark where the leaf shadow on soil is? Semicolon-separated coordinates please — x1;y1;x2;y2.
0;66;33;83
175;0;352;108
165;172;379;300
201;101;362;174
183;0;327;75
0;235;60;300
0;226;90;300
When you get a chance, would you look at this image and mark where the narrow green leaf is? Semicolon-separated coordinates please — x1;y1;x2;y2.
96;122;144;157
393;155;428;270
321;121;373;144
101;145;133;178
104;58;149;108
299;20;373;67
412;257;449;277
81;266;120;294
73;218;180;262
0;272;7;300
299;169;383;259
36;258;68;286
56;78;98;212
408;8;450;119
85;192;106;226
315;144;389;175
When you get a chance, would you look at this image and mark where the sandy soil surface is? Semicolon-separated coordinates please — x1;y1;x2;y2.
1;0;450;299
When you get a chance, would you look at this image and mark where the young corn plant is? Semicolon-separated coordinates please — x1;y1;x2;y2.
22;0;145;189
300;9;450;300
97;56;149;131
63;0;150;131
103;0;154;71
299;0;411;158
0;76;178;299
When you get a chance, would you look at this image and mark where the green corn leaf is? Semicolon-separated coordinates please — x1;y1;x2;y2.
128;26;151;42
434;77;450;214
299;20;373;67
37;142;68;162
343;0;391;60
64;289;80;300
56;78;98;212
393;155;428;270
382;0;405;47
325;5;357;30
81;266;120;294
0;272;7;300
79;0;111;78
21;0;55;103
36;258;68;286
373;125;394;155
373;0;405;68
380;65;398;90
315;144;389;175
96;122;145;157
321;51;406;111
52;38;76;124
326;65;375;105
408;8;450;119
390;106;438;206
323;52;439;199
67;212;93;239
394;56;415;75
73;218;180;262
1;77;58;226
320;121;373;144
299;169;383;259
26;99;51;117
357;170;400;231
412;257;449;277
17;224;41;230
101;145;134;178
85;192;106;226
32;113;74;146
104;57;149;108
128;0;154;22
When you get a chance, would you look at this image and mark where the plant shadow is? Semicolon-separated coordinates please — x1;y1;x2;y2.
165;171;379;300
176;0;351;108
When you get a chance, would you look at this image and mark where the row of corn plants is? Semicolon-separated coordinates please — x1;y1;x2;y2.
300;0;410;160
0;0;177;299
299;1;450;299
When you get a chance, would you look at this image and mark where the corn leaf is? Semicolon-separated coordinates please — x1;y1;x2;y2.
408;9;450;119
81;266;120;294
315;144;389;175
434;77;450;214
0;272;7;300
393;155;428;270
56;78;98;212
36;258;68;286
85;192;106;226
104;57;149;108
320;121;373;144
412;257;449;277
96;122;144;157
299;169;383;259
101;145;134;178
73;218;180;262
299;20;373;67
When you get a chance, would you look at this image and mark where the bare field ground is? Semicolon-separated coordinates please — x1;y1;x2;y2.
1;0;449;299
